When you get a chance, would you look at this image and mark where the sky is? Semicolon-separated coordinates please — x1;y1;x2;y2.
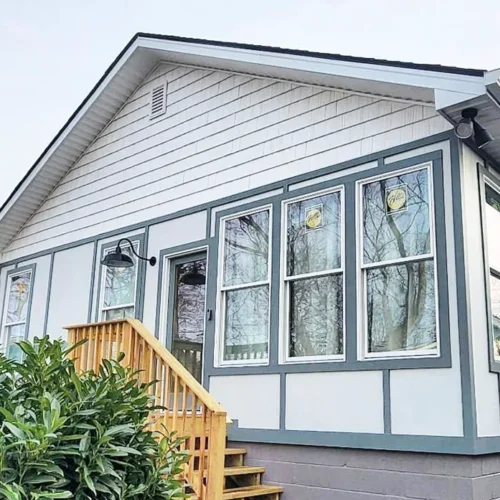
1;0;499;206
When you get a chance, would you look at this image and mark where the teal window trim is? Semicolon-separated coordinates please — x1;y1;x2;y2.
207;150;451;374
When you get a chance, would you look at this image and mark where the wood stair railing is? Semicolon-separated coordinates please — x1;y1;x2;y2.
66;319;283;500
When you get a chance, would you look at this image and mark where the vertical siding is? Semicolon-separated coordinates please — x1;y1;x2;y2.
2;63;450;261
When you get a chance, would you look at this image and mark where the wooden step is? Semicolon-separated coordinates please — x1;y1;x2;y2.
225;447;247;456
224;465;266;476
223;485;284;499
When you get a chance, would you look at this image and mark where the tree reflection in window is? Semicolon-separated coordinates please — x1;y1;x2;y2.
361;167;437;355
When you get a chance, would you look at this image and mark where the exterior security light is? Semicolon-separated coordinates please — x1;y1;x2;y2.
454;108;494;148
101;238;157;268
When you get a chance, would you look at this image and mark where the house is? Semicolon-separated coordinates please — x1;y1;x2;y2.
1;32;500;499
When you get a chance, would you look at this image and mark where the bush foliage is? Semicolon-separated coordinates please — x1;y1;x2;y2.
0;337;188;499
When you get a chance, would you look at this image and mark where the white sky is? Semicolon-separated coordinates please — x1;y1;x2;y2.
1;0;499;207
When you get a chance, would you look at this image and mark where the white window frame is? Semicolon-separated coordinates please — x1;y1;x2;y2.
215;205;273;367
99;241;140;320
356;162;440;360
279;186;345;364
1;269;33;353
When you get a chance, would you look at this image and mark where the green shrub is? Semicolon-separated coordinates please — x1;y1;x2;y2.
0;337;189;499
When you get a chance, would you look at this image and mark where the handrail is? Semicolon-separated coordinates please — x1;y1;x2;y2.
65;319;227;500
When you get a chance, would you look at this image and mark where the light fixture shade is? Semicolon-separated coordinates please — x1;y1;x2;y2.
473;120;494;149
101;246;134;268
454;119;474;139
179;267;206;285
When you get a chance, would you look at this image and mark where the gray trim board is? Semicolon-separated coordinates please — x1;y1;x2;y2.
94;234;145;322
87;241;98;323
43;253;55;334
450;137;477;439
137;225;151;322
383;370;391;434
279;373;286;430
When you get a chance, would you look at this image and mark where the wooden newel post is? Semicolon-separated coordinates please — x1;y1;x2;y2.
205;412;226;500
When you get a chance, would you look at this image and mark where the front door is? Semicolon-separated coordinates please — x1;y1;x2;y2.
166;252;207;383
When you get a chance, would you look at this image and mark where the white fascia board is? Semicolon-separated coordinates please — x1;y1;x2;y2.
0;40;142;222
137;36;486;97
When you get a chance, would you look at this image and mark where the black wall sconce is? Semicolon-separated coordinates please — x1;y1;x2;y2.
101;238;157;268
454;107;494;149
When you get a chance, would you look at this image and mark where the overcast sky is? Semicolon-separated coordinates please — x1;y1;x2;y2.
1;0;499;206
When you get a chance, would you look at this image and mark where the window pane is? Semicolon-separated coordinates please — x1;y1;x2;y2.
289;274;343;358
363;169;431;264
287;192;341;276
103;246;137;308
490;273;500;361
367;260;436;353
5;324;25;362
6;272;31;324
103;306;135;321
224;285;269;361
223;211;269;286
486;185;500;272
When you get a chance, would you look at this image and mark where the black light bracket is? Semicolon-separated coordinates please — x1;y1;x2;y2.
101;238;157;268
117;238;157;267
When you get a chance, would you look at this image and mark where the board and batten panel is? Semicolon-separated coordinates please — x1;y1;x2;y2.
286;371;384;433
142;211;207;334
389;141;463;437
209;374;280;429
17;255;51;340
2;62;451;262
46;244;94;339
461;146;500;437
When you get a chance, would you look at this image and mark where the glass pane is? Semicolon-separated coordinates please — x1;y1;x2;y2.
6;272;32;324
486;185;500;272
287;191;341;276
363;168;431;264
223;210;269;286
5;324;25;362
289;274;343;358
172;259;206;383
366;260;436;354
223;285;269;361
103;306;135;321
490;273;500;361
103;245;137;308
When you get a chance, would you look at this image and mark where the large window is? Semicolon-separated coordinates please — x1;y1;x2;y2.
1;269;33;361
484;181;500;361
282;188;344;361
100;242;139;320
359;165;438;357
218;207;271;364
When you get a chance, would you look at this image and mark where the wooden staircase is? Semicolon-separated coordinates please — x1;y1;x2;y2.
66;319;282;500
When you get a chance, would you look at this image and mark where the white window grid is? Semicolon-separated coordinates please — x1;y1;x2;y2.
356;162;441;360
279;186;345;364
215;205;273;367
1;269;33;352
99;241;140;320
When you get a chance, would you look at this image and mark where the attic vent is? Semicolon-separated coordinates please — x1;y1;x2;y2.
150;83;167;119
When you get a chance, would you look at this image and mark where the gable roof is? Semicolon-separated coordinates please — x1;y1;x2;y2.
0;32;498;252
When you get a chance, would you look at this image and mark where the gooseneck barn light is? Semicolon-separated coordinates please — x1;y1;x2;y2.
454;108;494;149
101;238;157;268
179;263;206;286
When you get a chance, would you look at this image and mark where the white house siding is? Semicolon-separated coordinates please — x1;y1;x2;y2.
46;243;94;340
1;62;451;262
461;146;500;437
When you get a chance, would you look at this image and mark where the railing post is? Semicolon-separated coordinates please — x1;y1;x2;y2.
205;412;226;500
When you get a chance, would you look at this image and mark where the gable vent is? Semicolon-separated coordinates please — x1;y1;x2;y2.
150;82;167;119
